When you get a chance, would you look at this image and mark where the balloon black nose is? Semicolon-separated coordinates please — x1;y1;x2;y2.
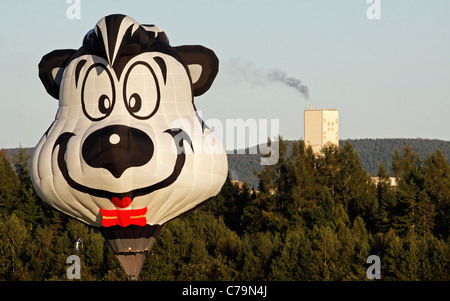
82;125;154;178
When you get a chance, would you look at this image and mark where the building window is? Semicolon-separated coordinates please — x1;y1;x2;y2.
324;118;326;123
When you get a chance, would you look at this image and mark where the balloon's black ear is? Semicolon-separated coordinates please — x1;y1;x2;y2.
38;49;77;100
174;45;219;97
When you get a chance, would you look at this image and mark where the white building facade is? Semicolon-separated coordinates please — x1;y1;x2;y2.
304;105;339;153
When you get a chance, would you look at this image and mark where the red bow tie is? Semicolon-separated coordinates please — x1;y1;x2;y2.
100;207;147;227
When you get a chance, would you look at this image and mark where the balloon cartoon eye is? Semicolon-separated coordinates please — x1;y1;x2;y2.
81;63;115;121
123;61;160;120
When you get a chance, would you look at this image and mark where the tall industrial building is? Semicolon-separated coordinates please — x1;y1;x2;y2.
304;105;339;153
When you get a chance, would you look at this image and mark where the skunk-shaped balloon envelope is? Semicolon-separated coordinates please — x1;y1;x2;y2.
31;14;228;279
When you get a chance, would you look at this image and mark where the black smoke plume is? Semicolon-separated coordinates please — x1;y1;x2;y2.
225;58;310;100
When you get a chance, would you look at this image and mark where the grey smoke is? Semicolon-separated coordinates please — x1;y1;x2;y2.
267;69;309;100
224;58;310;100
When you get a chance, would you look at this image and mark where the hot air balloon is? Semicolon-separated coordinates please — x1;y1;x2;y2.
30;14;228;280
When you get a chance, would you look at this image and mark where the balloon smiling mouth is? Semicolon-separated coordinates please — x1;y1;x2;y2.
52;128;193;209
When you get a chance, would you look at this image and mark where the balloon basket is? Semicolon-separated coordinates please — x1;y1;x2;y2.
99;224;163;280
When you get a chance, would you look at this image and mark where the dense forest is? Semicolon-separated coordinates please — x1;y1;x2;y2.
0;139;448;281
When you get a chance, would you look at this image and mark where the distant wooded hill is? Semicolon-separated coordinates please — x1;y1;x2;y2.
228;138;450;189
4;138;449;189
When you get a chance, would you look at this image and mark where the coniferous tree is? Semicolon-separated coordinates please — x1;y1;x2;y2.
414;191;435;237
421;149;450;239
316;143;340;200
372;162;397;233
394;179;419;236
11;147;33;189
392;145;423;187
290;140;318;218
0;150;21;214
0;213;29;280
335;142;376;221
392;146;423;236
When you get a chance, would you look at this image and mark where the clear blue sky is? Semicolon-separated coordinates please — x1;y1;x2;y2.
1;0;449;149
